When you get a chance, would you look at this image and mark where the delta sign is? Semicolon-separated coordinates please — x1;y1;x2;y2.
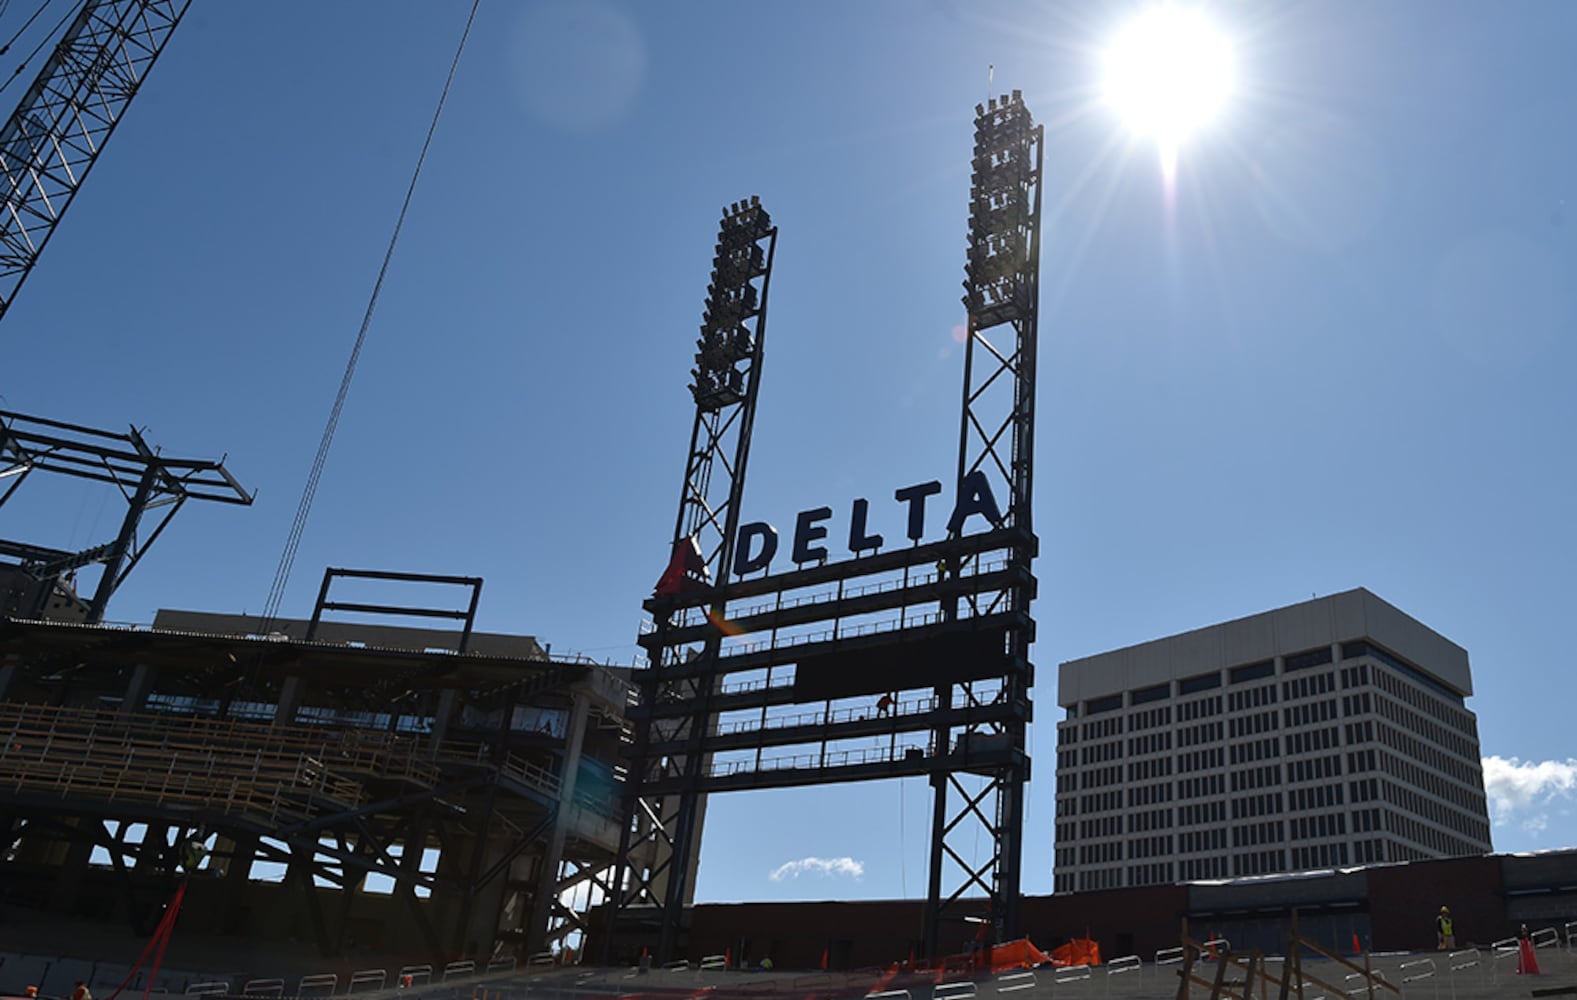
657;470;1006;594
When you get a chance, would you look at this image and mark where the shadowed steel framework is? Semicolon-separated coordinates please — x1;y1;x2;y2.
609;94;1043;962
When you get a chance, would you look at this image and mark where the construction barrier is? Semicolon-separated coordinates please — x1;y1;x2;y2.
347;969;386;994
994;972;1034;994
661;960;690;972
1489;939;1520;980
1399;958;1435;984
698;955;727;971
1154;946;1185;967
933;982;975;1000
1052;964;1090;985
1342;969;1386;995
1106;954;1140;979
527;953;556;968
1532;926;1560;950
185;984;228;997
1446;947;1480;997
241;979;285;997
298;974;338;998
442;961;475;982
397;965;432;988
485;957;517;974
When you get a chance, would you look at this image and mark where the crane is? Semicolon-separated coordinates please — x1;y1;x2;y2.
0;0;190;327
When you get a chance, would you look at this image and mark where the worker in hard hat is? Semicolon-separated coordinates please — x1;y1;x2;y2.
1436;906;1455;950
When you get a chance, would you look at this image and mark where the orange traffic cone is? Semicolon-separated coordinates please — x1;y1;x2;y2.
1352;933;1362;955
1518;936;1541;975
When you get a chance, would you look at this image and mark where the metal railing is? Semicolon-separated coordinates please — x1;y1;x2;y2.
712;695;944;737
708;740;934;779
994;971;1034;994
0;704;405;821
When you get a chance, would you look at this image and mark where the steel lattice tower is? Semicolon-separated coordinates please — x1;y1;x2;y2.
924;90;1043;952
608;97;1041;968
609;197;777;960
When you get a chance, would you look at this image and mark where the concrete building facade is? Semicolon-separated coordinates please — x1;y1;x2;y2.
1052;588;1492;893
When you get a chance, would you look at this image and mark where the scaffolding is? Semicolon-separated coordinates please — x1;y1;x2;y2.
0;580;634;965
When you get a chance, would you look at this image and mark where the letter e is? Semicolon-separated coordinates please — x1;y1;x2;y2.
792;506;833;564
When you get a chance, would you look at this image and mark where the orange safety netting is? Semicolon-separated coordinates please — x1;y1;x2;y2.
889;937;1057;978
1048;937;1101;968
986;938;1056;971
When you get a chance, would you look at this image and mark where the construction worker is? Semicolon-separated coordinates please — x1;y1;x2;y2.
179;835;208;874
71;980;92;1000
876;693;894;716
1435;906;1455;950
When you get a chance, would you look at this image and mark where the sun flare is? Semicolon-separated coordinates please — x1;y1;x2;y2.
1103;6;1235;155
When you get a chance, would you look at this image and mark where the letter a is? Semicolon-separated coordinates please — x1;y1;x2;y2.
946;470;1005;535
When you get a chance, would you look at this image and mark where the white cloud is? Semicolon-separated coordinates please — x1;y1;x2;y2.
1482;756;1577;834
769;856;865;882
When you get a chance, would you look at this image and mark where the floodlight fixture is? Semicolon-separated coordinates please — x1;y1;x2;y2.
691;196;774;412
963;91;1039;330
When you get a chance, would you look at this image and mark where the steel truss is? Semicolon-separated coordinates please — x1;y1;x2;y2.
0;0;191;325
930;89;1043;952
0;611;633;963
609;198;776;961
608;95;1041;966
0;408;253;622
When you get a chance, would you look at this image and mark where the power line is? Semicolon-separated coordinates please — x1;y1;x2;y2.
260;0;482;626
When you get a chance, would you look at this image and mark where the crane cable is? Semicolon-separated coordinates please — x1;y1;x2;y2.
0;0;85;100
260;0;481;626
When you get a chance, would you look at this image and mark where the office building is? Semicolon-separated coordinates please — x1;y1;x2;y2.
1052;588;1492;893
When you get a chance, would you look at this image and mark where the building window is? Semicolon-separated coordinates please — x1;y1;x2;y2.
1229;660;1275;683
1179;672;1222;694
1132;682;1170;705
1087;694;1122;715
1284;646;1334;672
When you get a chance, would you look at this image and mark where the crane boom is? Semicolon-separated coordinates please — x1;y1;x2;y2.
0;0;191;327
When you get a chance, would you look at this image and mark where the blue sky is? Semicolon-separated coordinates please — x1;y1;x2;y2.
4;1;1575;903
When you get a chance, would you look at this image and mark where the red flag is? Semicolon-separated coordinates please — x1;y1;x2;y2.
655;535;709;595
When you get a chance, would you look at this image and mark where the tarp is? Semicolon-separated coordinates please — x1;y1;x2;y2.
1048;937;1101;967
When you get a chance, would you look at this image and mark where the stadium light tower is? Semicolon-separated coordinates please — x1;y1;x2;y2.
925;89;1043;951
613;197;777;960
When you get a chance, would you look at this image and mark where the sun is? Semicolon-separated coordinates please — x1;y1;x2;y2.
1102;5;1235;155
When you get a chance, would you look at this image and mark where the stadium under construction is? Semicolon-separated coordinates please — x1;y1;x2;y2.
2;6;1571;997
